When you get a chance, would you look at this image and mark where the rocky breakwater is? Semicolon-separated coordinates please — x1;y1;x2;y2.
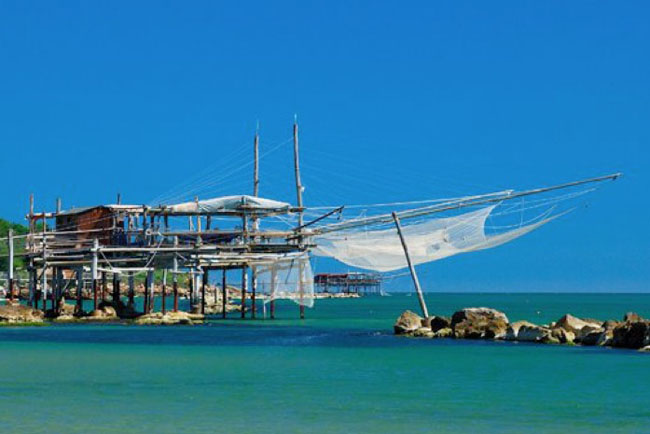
394;308;650;352
0;304;45;325
134;311;204;325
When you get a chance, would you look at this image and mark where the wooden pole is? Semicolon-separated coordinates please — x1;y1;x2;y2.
250;130;257;318
270;265;276;320
92;238;99;311
116;193;121;205
28;193;34;252
392;212;429;318
221;269;227;319
201;269;207;315
292;115;305;319
76;267;83;315
7;229;14;301
128;272;135;307
173;236;179;312
29;261;36;308
112;272;121;303
241;266;247;319
41;233;47;312
161;269;167;314
101;271;107;302
147;269;154;313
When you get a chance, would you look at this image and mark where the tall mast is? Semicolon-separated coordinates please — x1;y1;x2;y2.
293;115;304;227
254;121;260;197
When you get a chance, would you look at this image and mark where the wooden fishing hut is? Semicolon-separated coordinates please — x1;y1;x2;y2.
14;119;314;320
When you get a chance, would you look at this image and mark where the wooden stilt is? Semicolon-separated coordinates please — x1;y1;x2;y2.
161;269;167;314
270;265;276;320
112;272;121;303
7;229;14;302
241;266;247;319
144;271;150;313
392;212;429;318
41;233;47;312
222;269;227;319
173;236;179;312
92;238;99;311
101;271;107;302
76;267;83;315
201;269;207;315
147;269;154;313
128;272;135;307
251;266;256;319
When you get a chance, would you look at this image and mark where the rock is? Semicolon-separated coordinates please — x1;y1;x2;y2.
612;321;650;349
134;311;202;326
551;327;575;344
0;304;45;323
413;327;434;338
433;327;453;338
575;324;603;341
623;312;643;323
638;346;650;353
517;324;559;344
451;307;509;339
554;314;602;335
505;321;537;341
88;305;118;320
53;314;77;323
57;299;76;316
394;310;423;335
421;315;451;332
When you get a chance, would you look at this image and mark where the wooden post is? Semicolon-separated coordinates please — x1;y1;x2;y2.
76;267;83;315
101;271;107;302
251;125;259;319
56;198;62;214
41;234;47;312
147;269;154;313
173;237;179;312
30;263;37;308
112;272;121;303
161;269;167;314
188;270;194;309
270;265;276;319
128;272;135;307
292;115;305;319
7;229;14;301
28;193;34;252
195;196;202;245
241;266;247;319
221;268;227;319
201;269;207;315
92;238;99;311
116;193;121;205
392;212;429;318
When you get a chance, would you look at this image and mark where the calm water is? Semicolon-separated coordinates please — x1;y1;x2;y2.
1;293;649;433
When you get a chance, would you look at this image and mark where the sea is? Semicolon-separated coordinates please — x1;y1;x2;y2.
0;293;649;434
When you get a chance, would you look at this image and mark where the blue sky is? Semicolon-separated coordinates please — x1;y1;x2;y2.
0;1;648;292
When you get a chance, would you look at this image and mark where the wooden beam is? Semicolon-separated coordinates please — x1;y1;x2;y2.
392;212;429;318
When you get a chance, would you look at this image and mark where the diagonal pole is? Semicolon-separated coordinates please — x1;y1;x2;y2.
392;212;429;318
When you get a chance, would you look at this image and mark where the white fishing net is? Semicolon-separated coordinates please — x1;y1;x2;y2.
312;204;562;272
255;254;314;308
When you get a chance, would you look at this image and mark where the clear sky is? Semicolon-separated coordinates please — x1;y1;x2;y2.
0;1;648;292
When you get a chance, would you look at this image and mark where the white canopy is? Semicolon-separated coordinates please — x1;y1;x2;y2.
168;195;291;214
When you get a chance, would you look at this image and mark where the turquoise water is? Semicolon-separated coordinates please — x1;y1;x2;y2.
1;294;649;433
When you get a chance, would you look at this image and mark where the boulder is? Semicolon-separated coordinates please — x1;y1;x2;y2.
623;312;643;323
421;315;451;332
134;311;202;326
88;305;118;320
639;346;650;353
394;310;423;335
517;324;559;344
551;327;575;344
0;304;45;323
451;307;509;339
433;327;453;338
505;321;537;341
554;314;602;335
413;327;434;338
612;321;650;349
